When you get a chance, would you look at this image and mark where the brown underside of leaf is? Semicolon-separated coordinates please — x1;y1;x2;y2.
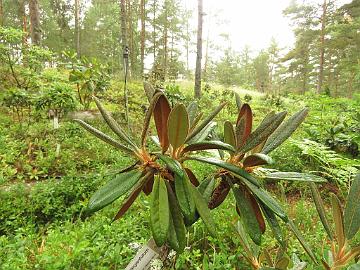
185;168;199;187
142;174;155;195
236;104;252;149
246;190;266;233
113;186;142;221
153;95;171;152
208;177;230;209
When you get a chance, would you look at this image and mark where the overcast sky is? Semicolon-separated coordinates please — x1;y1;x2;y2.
184;0;352;54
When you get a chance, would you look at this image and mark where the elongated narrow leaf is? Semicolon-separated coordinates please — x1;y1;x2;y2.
239;111;287;154
189;112;203;132
309;183;333;240
141;92;163;147
93;97;137;149
185;168;199;187
75;119;134;154
265;172;327;183
156;154;184;178
183;141;235;153
224;121;236;148
187;102;199;127
344;172;360;240
262;108;309;155
198;177;216;203
187;121;216;143
287;219;317;263
239;175;288;221
189;183;217;236
153;95;171;152
186;102;227;142
87;170;142;213
261;203;285;247
142;174;154;196
166;182;186;252
113;172;153;221
232;186;264;245
175;173;196;220
236;104;253;148
143;81;155;103
331;193;345;248
208;177;230;209
235;93;242;112
168;104;189;150
188;156;260;187
243;153;274;168
150;176;170;246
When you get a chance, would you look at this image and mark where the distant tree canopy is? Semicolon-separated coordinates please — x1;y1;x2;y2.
1;0;359;97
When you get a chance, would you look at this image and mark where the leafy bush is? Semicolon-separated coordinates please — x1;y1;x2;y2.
35;82;77;119
2;88;33;121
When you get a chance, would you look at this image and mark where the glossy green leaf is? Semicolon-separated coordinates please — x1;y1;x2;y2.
75;119;134;154
261;203;285;247
150;176;170;246
188;156;260;187
241;176;288;221
232;186;263;245
235;93;242;111
183;140;235;153
187;121;217;143
331;193;345;248
156;154;185;178
175;173;196;220
265;172;327;183
288;219;317;263
239;111;287;154
309;183;333;240
153;94;171;152
262;108;309;154
243;153;274;168
93;97;137;149
143;81;155;103
166;182;186;252
187;102;199;127
189;183;217;236
198;177;216;203
186;102;226;142
344;172;360;240
87;170;142;213
224;120;236;148
168;104;189;150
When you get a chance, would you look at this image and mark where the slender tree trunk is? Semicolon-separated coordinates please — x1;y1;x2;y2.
18;0;27;46
152;0;156;64
194;0;203;99
127;0;135;77
0;0;3;26
317;0;327;94
203;28;210;82
120;0;130;129
140;0;146;75
29;0;41;45
163;0;168;81
75;0;80;57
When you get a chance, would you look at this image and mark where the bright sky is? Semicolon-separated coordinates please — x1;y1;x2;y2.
184;0;352;55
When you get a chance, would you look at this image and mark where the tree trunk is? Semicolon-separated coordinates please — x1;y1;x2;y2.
0;0;3;26
29;0;41;46
75;0;80;57
163;0;168;81
140;0;146;75
18;0;27;46
152;0;156;63
194;0;203;99
317;0;327;94
120;0;130;129
127;0;135;77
